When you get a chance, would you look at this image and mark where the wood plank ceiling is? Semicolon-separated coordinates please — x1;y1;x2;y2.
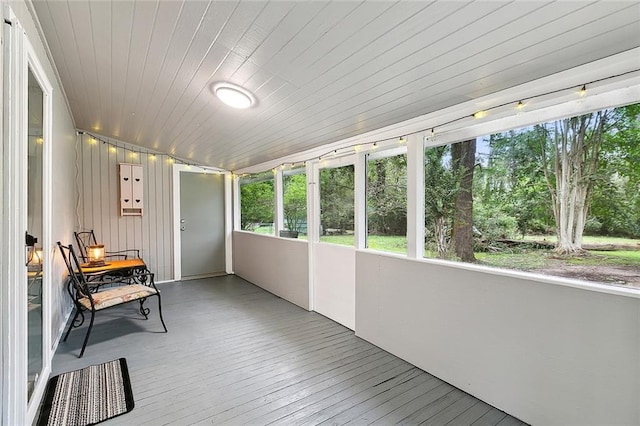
33;0;640;171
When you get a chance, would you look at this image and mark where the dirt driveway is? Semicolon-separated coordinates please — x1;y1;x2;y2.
537;264;640;290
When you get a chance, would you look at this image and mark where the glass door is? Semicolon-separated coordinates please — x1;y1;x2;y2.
26;67;44;402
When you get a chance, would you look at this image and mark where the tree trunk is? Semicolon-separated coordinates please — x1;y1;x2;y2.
434;216;449;258
452;139;476;262
543;112;608;254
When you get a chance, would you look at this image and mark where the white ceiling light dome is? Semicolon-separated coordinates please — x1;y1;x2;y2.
212;82;256;109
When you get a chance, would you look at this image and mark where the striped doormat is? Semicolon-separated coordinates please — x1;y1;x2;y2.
37;358;134;426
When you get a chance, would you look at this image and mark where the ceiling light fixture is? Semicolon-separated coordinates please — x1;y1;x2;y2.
212;82;256;109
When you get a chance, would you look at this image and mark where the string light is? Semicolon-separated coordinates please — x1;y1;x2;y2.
81;131;212;171
87;69;638;177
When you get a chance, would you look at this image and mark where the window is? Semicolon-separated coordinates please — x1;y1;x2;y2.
240;172;274;235
320;164;355;246
282;168;307;239
424;104;640;289
367;151;407;254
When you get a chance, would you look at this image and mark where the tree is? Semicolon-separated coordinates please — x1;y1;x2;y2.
451;139;476;262
424;146;459;258
539;110;613;254
240;179;274;230
283;173;307;233
480;130;552;238
588;104;640;238
367;155;407;236
320;165;355;232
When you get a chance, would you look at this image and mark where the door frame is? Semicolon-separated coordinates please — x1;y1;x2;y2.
1;7;54;424
172;164;233;281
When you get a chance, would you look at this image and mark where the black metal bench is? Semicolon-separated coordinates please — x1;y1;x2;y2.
57;242;167;357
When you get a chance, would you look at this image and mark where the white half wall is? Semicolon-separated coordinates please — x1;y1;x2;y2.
355;251;640;426
233;231;309;310
314;243;355;330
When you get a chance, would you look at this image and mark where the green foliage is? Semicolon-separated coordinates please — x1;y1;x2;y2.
587;104;640;238
283;173;307;233
320;165;355;233
367;154;407;236
240;179;274;231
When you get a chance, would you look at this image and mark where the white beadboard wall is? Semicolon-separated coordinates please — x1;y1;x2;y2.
76;133;173;282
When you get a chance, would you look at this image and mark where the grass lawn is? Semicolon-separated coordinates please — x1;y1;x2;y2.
318;234;639;279
251;230;639;274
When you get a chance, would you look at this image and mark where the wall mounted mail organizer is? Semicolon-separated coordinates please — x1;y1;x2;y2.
119;163;143;216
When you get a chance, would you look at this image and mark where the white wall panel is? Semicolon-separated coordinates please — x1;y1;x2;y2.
314;243;355;330
76;134;173;282
355;251;640;426
233;231;309;310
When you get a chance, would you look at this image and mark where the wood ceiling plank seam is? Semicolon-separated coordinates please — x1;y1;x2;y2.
241;1;330;83
236;1;516;149
148;3;239;136
119;0;161;143
262;1;362;82
135;0;213;143
115;0;143;142
471;23;640;100
227;1;571;150
142;1;262;146
108;0;135;138
157;49;244;147
148;2;270;147
34;2;81;124
146;4;233;135
167;79;295;160
88;0;112;134
291;1;394;78
131;0;193;144
150;2;249;143
298;1;442;86
219;1;473;151
162;0;492;160
149;51;246;146
129;0;186;143
220;2;632;158
227;1;296;66
159;0;309;153
169;70;294;152
230;1;435;133
67;0;101;134
44;1;87;127
269;30;640;155
450;6;640;98
219;1;464;151
369;4;640;109
235;39;637;162
225;1;525;153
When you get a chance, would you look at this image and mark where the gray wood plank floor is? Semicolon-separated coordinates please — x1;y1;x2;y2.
50;275;527;425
